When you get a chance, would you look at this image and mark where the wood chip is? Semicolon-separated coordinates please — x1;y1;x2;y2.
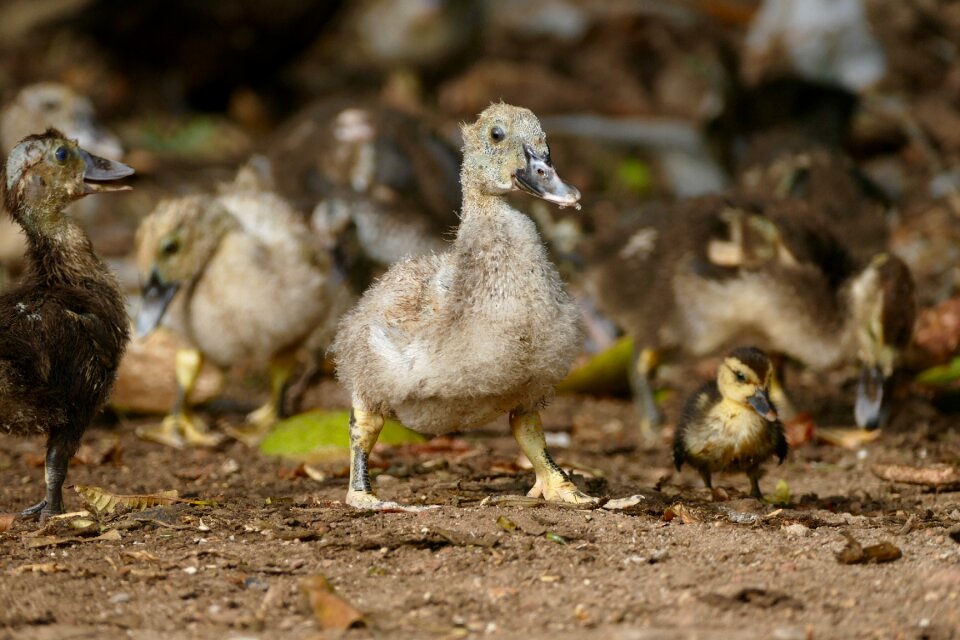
663;503;699;524
300;575;365;631
0;513;16;532
836;532;902;564
872;464;960;489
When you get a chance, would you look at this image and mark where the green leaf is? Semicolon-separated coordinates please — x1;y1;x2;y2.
260;410;426;460
615;158;653;195
557;336;633;395
764;479;791;506
916;357;960;385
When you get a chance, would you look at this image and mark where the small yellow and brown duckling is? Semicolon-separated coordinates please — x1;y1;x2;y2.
586;194;916;433
134;167;351;448
331;103;594;511
674;346;788;500
0;129;132;518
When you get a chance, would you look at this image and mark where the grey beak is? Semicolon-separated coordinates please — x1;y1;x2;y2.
514;143;581;208
136;268;179;338
747;388;778;422
855;365;885;430
80;148;134;193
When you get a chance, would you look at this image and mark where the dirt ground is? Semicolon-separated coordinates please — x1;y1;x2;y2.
1;388;958;640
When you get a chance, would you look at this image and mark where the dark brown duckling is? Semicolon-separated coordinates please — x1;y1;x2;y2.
674;346;787;500
0;129;133;519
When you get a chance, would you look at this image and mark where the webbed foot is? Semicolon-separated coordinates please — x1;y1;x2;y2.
528;477;598;505
223;402;277;447
137;413;222;449
20;500;45;519
346;489;439;512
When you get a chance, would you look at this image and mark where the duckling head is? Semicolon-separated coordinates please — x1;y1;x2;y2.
459;103;580;208
850;253;916;429
717;346;778;422
2;129;132;231
135;195;237;337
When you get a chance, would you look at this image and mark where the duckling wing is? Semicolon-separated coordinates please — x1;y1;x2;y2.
673;381;721;470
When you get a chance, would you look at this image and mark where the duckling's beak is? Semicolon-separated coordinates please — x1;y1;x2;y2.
514;144;581;208
137;267;179;338
80;148;134;194
854;365;884;430
747;388;778;422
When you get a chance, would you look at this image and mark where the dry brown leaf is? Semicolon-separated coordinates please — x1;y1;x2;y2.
24;528;121;549
663;503;699;524
816;427;881;449
74;485;180;516
784;412;816;448
836;532;902;564
9;562;67;575
872;464;960;489
0;513;16;532
300;575;365;630
914;297;960;362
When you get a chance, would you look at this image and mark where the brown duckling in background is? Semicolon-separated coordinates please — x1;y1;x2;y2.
0;129;132;518
674;346;787;500
135;165;352;448
332;103;593;510
736;132;890;264
0;83;125;276
586;194;916;434
265;100;461;292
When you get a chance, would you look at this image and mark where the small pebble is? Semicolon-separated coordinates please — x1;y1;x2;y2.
110;592;131;604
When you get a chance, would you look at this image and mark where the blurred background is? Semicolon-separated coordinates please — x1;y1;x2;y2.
3;0;960;440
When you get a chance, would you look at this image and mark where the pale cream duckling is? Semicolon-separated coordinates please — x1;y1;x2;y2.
331;103;593;510
674;346;788;500
135;173;348;448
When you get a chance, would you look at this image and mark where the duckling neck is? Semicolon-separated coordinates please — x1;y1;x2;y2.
22;215;112;288
452;191;554;306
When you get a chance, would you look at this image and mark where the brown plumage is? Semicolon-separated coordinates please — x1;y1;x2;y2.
586;193;916;430
673;346;788;499
0;129;132;519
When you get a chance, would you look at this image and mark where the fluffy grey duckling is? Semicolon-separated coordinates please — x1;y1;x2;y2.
586;194;916;434
0;129;132;519
674;346;788;500
332;103;594;510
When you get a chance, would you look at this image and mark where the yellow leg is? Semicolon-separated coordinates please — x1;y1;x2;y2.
510;410;597;505
631;346;662;441
344;409;435;512
228;352;297;446
137;348;222;448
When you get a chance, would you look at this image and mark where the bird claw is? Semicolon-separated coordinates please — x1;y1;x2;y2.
19;500;45;519
346;490;439;513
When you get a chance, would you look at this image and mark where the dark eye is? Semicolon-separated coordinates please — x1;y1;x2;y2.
490;126;504;143
735;371;747;383
54;146;68;163
160;238;180;256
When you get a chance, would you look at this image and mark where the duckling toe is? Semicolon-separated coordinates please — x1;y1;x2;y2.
532;478;599;505
223;407;276;447
346;489;439;513
19;499;46;519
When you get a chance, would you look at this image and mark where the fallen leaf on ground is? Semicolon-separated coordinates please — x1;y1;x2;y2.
261;410;425;460
872;463;960;489
663;503;699;524
300;575;365;630
914;297;960;364
496;516;517;532
765;479;791;505
24;528;122;549
603;495;645;510
435;528;498;548
9;562;67;575
816;427;881;449
836;532;902;564
75;485;181;515
557;335;632;395
0;513;16;532
783;412;816;448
